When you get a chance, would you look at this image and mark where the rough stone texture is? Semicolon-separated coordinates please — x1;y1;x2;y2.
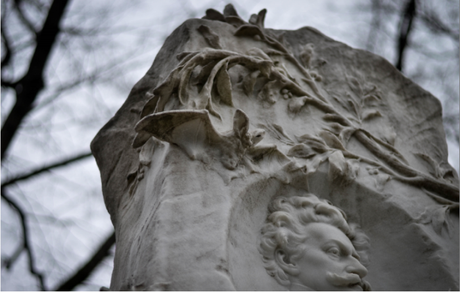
91;5;459;291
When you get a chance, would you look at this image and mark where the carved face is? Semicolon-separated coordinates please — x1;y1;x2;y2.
291;223;367;291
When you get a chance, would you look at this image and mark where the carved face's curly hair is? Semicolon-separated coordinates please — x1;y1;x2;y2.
258;195;370;289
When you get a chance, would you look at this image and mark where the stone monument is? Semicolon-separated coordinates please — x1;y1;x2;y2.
91;5;459;290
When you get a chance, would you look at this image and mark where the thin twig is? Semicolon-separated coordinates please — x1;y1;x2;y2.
12;0;38;35
1;151;93;188
55;231;115;291
1;190;47;290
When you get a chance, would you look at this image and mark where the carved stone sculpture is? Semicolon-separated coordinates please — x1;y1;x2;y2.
91;4;459;290
258;195;371;291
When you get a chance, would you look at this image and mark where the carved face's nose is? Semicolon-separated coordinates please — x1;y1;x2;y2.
346;259;368;279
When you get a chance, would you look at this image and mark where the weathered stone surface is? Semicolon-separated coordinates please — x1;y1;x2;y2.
91;5;458;291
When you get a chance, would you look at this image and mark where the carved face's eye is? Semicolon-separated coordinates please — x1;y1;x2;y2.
327;247;340;257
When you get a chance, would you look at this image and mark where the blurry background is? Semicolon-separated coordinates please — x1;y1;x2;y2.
1;0;458;290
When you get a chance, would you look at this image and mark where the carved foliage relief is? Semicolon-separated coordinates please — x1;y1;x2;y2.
104;4;459;290
131;6;458;205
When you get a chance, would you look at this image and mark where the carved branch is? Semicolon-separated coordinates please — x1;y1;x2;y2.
137;17;459;202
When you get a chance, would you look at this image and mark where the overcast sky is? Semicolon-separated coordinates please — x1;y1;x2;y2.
1;0;458;290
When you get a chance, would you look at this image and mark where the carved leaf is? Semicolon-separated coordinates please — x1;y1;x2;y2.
328;151;359;185
178;66;195;106
287;144;315;158
140;92;160;118
274;160;308;186
153;66;183;109
332;94;350;112
135;110;221;158
296;134;328;153
223;4;239;17
347;97;360;118
323;113;348;125
268;123;295;145
319;131;346;151
362;109;382;121
247;48;271;60
247;145;290;167
339;127;356;146
202;9;226;22
328;150;348;181
363;94;381;107
348;76;363;98
205;97;222;120
255;9;266;29
233;109;249;139
176;51;199;63
325;122;344;135
197;25;222;49
195;60;219;85
132;131;152;148
247;145;276;162
415;152;439;177
216;61;233;106
306;152;330;174
234;24;265;39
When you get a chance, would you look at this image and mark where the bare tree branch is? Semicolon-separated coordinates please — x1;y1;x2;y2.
12;0;38;35
1;24;12;68
395;0;416;71
1;79;16;88
1;0;13;69
1;0;70;159
1;190;47;291
366;0;382;52
1;151;93;188
419;8;459;41
2;241;24;270
55;231;115;291
34;50;146;111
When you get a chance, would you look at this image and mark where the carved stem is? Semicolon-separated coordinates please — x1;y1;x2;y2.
343;148;458;201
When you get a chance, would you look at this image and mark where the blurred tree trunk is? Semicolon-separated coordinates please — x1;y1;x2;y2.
1;0;69;158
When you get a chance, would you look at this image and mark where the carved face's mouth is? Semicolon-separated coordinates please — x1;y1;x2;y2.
326;272;363;290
